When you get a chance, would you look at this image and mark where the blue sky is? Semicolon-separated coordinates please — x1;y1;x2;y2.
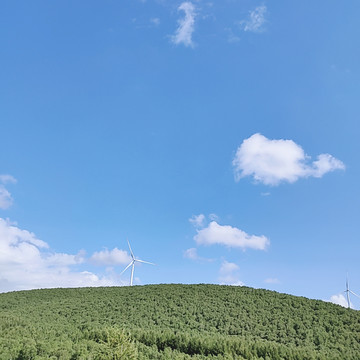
1;0;359;307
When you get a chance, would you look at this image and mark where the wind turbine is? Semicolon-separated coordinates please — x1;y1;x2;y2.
120;240;155;286
344;275;360;308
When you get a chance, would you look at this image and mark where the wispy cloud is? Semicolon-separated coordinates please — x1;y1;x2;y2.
171;2;196;47
183;247;214;262
218;260;244;286
233;133;345;186
209;213;219;221
150;17;160;26
264;277;280;284
0;187;13;210
189;214;206;228
0;175;16;184
239;5;267;33
194;221;269;251
0;217;130;292
225;27;240;43
183;247;199;260
0;174;17;209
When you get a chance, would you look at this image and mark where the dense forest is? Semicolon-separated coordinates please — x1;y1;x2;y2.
0;284;359;359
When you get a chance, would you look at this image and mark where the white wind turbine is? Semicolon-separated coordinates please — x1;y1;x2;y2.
120;240;155;286
344;275;360;309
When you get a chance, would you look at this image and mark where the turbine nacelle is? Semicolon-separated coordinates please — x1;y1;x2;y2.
344;275;360;309
120;240;155;286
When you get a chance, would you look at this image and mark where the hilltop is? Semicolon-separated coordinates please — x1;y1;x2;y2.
0;284;359;359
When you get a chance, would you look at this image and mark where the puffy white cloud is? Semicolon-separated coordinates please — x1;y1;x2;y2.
311;154;345;178
45;251;85;267
189;214;205;228
220;260;239;273
0;218;126;292
0;218;48;252
233;133;345;186
329;293;351;308
194;221;269;250
0;174;17;209
240;5;267;33
171;2;196;47
90;248;131;266
218;260;244;286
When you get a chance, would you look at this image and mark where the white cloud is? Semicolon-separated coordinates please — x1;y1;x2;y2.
220;260;239;273
44;251;85;267
183;247;214;262
194;221;269;250
209;213;219;221
189;214;205;228
240;5;267;33
0;175;16;184
218;260;244;286
171;2;196;47
183;247;199;260
0;217;127;292
329;293;351;308
0;174;17;210
0;187;14;210
311;154;345;178
233;133;345;186
90;248;131;266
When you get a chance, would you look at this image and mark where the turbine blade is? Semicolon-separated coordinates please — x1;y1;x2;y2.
127;239;135;259
350;290;360;299
120;262;133;275
135;259;156;266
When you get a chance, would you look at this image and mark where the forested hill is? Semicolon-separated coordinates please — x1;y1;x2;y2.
0;284;359;359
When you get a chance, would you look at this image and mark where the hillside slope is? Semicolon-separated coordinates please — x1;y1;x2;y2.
0;284;359;359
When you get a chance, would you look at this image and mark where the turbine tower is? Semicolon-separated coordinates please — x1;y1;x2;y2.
120;240;155;286
344;275;360;308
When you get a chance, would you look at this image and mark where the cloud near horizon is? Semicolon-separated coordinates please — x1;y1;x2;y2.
0;218;129;292
329;293;351;308
218;260;244;286
233;133;345;186
171;2;196;47
194;221;269;251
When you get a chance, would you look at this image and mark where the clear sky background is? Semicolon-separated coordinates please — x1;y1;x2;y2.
1;0;359;308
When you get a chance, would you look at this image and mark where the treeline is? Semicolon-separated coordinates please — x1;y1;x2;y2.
0;284;359;359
